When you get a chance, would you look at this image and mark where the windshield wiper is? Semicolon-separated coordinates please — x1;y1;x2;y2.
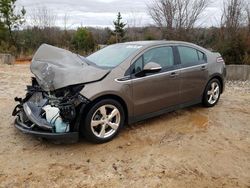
77;54;99;67
77;54;90;66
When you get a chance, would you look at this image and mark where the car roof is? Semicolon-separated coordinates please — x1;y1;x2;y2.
123;40;210;53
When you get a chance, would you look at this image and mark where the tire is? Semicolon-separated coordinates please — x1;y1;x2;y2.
203;78;221;107
81;99;125;143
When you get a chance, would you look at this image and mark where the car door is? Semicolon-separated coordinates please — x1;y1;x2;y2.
177;46;209;104
131;46;181;117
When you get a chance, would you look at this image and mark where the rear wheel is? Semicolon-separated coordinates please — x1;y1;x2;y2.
81;99;125;143
203;79;221;107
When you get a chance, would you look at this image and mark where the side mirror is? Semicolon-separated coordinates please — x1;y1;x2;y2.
143;62;162;72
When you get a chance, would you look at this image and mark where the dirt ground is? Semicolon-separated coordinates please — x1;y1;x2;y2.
0;64;250;188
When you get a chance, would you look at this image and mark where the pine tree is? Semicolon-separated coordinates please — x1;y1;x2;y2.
72;27;96;54
113;12;126;43
0;0;26;45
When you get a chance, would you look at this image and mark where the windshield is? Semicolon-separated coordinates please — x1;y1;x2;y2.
87;44;142;68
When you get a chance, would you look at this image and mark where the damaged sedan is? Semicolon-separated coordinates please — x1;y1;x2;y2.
13;41;226;143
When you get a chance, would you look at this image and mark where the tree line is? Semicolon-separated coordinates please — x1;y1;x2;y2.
0;0;249;65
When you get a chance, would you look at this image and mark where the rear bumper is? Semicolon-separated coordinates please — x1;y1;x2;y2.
15;117;79;143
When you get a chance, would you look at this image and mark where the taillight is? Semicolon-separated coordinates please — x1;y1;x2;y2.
217;57;224;63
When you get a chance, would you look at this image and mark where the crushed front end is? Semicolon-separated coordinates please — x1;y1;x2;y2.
12;77;89;143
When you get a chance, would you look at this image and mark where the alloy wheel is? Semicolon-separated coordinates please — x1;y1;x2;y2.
90;104;121;138
207;82;220;105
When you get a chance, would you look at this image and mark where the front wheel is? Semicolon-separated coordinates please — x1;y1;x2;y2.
203;79;221;107
81;99;125;143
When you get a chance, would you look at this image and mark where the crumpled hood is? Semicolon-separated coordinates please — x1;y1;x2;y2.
31;44;110;91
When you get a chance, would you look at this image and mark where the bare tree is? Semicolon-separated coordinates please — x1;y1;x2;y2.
127;10;143;28
63;13;69;31
127;10;143;40
221;0;245;33
147;0;210;38
246;3;250;32
148;0;176;31
30;7;57;28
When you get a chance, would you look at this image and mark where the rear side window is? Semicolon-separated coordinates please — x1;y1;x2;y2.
178;46;198;65
178;46;207;67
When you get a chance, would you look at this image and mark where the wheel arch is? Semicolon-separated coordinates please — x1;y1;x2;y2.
208;73;224;94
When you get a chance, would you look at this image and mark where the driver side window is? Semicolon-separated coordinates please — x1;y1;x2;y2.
131;46;174;74
144;46;174;68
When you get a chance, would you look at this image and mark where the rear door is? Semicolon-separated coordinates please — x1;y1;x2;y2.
131;46;181;117
177;46;208;104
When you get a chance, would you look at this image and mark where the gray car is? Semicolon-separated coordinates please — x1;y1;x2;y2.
13;41;226;143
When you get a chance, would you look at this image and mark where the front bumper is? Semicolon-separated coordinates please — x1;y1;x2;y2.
15;117;79;143
12;78;90;143
13;100;80;143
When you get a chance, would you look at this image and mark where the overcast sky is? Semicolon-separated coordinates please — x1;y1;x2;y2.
16;0;224;29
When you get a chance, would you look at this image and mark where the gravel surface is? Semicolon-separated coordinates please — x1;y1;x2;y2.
0;64;250;187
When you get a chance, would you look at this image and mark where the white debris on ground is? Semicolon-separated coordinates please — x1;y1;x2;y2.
226;80;250;93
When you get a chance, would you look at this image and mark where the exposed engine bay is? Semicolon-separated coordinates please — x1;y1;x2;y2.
12;77;89;142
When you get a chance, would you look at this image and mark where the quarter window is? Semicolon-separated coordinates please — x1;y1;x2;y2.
197;50;206;61
133;56;143;74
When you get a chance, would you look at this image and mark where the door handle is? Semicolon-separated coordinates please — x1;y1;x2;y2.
201;65;207;71
170;72;178;77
